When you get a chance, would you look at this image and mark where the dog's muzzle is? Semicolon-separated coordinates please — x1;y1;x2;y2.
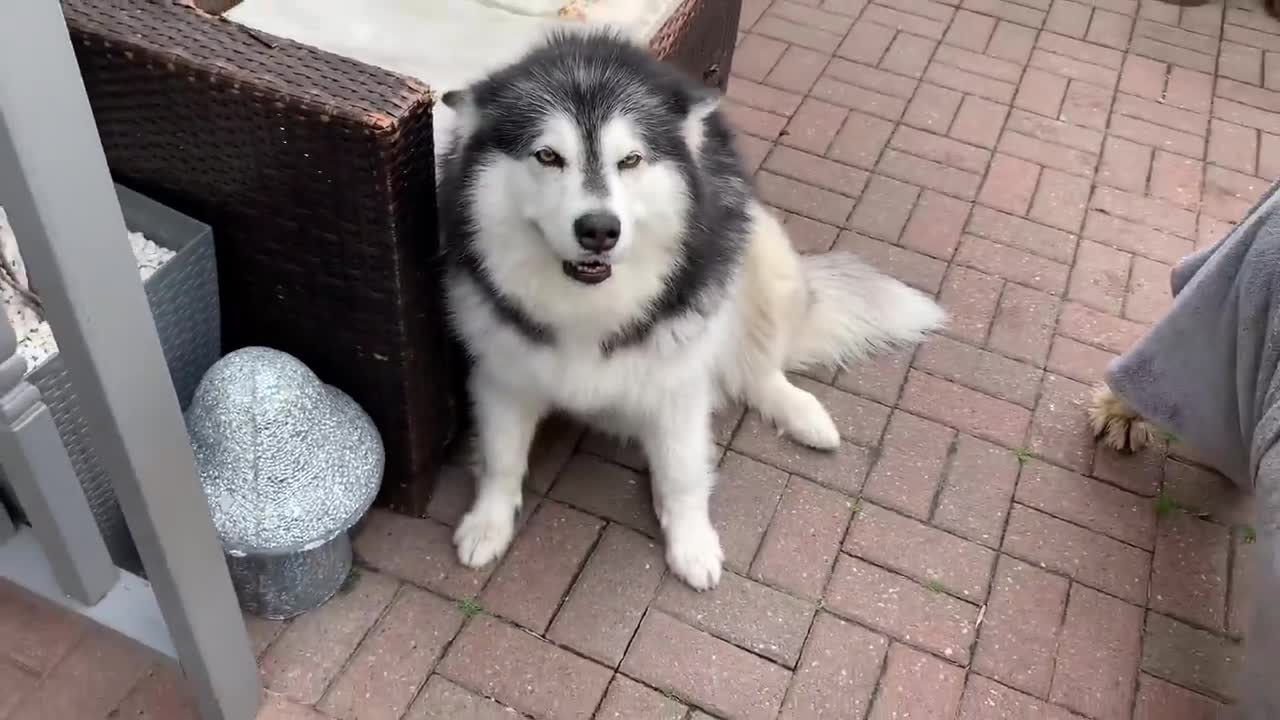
563;259;612;284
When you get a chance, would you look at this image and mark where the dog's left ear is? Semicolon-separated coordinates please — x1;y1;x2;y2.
680;88;721;154
680;87;721;139
690;95;720;122
685;86;721;119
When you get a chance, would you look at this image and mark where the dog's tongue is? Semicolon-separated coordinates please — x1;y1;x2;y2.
563;260;612;285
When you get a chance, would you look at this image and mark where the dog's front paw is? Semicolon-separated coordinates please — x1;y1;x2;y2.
665;516;724;591
454;497;518;568
1088;384;1152;454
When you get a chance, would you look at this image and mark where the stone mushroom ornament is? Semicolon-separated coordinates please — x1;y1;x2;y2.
185;346;383;619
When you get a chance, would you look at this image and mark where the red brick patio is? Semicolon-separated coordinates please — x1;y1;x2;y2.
2;0;1274;716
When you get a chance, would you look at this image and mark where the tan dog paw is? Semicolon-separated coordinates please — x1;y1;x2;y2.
1089;383;1152;454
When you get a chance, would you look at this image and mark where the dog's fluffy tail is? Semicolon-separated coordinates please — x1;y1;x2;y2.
786;252;946;371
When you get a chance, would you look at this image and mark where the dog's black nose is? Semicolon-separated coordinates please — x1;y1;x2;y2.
573;212;621;252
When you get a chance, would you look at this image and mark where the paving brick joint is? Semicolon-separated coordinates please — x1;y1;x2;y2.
2;0;1271;716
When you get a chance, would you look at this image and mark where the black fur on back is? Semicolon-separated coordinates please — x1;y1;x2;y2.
437;29;753;354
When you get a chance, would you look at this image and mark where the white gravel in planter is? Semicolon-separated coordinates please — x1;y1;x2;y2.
0;206;175;370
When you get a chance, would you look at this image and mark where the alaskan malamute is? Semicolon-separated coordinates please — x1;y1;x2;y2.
438;30;945;589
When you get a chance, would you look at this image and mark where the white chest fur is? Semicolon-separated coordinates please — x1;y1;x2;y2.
448;275;730;426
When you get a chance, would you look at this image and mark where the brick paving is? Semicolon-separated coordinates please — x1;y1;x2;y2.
1;0;1275;716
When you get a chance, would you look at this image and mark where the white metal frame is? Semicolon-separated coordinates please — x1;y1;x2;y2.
0;1;260;718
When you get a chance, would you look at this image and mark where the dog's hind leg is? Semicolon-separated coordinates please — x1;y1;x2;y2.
745;371;841;450
1089;383;1153;453
454;372;547;568
727;209;841;451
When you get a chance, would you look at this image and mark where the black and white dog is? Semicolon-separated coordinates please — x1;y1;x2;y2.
437;30;944;589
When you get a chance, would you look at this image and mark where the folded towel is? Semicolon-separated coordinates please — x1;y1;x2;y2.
1106;180;1280;718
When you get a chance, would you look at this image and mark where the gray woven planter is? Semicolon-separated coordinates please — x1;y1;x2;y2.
0;184;220;574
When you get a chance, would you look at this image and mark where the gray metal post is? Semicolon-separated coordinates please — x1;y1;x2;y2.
0;2;260;720
0;312;118;604
0;493;13;541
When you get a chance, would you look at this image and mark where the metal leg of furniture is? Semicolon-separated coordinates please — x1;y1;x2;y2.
0;493;13;542
0;526;177;659
0;315;118;604
0;2;260;719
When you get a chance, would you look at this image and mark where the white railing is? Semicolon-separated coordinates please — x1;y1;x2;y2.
0;1;260;719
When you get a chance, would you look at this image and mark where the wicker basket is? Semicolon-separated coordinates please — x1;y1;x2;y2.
62;0;741;516
0;184;221;574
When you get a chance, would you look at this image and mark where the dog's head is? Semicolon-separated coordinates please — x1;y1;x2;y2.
442;29;720;286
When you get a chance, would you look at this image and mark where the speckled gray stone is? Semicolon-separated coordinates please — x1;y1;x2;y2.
186;346;383;618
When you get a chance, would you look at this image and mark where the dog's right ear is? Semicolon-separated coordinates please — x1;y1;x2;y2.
441;89;471;111
441;86;484;138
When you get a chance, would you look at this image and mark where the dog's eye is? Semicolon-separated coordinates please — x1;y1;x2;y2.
533;147;563;167
618;152;643;170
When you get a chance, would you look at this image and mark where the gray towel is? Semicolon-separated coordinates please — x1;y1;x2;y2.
1106;180;1280;718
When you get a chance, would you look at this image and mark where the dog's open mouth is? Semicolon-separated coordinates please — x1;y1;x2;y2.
563;260;612;285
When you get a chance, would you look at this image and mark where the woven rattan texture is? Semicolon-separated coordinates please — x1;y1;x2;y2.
64;0;462;515
654;0;741;90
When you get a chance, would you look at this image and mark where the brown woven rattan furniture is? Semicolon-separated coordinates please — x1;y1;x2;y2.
62;0;741;516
